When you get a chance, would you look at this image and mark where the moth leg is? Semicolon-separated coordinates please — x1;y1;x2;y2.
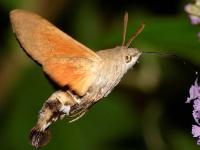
68;103;89;122
69;108;85;118
29;90;76;148
68;98;98;123
68;96;93;123
69;110;87;123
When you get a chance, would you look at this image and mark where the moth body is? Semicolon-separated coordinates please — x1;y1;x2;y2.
83;46;141;103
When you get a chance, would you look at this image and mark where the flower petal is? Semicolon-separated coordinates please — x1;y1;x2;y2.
186;79;200;103
192;125;200;137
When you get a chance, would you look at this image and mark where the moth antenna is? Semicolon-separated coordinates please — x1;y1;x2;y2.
126;22;145;48
122;12;128;46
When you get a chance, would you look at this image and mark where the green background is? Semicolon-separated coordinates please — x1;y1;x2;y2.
0;0;199;150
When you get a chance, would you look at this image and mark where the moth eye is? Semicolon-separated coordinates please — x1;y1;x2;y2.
125;55;132;63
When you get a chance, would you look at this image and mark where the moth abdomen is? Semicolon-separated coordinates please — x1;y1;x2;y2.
29;126;51;148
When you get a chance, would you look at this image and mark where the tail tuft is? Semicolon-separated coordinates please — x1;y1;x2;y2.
29;127;51;148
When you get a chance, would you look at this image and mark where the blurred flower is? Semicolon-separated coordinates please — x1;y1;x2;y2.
188;15;200;25
185;0;200;18
186;78;200;145
185;0;200;38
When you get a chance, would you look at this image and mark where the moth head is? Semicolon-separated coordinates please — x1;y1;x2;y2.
120;12;144;69
121;47;141;69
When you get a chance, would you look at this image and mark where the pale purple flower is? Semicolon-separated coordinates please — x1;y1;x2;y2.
192;125;200;137
186;78;200;145
192;125;200;145
193;99;200;124
186;79;200;103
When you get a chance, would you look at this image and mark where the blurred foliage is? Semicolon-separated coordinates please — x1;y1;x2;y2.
0;0;200;150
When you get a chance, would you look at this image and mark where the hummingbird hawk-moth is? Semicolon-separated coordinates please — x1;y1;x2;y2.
10;9;144;148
